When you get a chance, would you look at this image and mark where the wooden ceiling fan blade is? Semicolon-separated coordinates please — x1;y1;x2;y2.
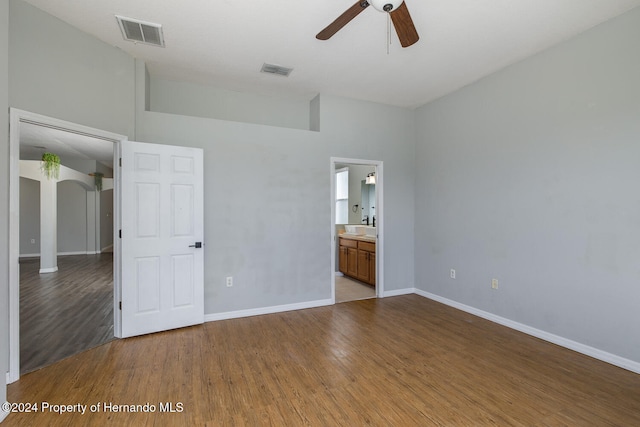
316;1;370;40
389;2;419;47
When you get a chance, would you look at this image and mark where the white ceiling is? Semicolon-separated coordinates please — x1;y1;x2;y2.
19;122;114;168
21;0;640;108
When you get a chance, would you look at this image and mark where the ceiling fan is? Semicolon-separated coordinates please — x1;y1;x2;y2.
316;0;419;48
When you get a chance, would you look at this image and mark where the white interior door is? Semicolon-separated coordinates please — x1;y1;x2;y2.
120;140;204;337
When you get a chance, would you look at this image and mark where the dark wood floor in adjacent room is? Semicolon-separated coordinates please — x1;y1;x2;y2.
19;253;114;374
6;294;640;426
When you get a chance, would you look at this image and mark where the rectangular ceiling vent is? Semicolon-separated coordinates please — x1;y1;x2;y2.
260;63;293;77
116;15;165;47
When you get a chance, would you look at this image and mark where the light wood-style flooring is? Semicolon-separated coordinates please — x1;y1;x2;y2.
20;254;114;374
6;295;640;426
335;275;375;303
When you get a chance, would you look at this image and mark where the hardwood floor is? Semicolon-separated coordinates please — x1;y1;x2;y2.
5;295;640;426
19;254;114;374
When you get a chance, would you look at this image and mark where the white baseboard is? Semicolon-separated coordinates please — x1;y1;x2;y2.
59;251;94;256
101;244;113;252
19;253;39;258
383;287;415;297
205;298;334;322
20;251;103;259
414;289;640;375
1;402;8;423
38;267;58;274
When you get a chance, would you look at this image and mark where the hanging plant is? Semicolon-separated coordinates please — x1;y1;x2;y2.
41;152;61;180
92;172;104;192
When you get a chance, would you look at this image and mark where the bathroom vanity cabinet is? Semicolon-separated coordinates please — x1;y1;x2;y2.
339;235;376;286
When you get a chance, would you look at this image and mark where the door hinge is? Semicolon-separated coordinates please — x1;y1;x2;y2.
119;229;122;239
119;301;122;310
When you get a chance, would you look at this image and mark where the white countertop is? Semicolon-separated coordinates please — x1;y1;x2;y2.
338;233;376;242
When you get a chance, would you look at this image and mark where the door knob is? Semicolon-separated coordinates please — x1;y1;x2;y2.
189;242;202;248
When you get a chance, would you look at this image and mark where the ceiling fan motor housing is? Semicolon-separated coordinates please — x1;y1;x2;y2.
369;0;403;12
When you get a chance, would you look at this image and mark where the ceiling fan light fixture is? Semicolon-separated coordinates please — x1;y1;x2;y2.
369;0;403;13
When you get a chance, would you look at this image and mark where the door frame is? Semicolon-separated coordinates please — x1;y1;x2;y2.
7;108;127;383
330;157;384;302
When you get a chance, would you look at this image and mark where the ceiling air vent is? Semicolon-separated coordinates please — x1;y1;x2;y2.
116;15;165;47
260;63;293;77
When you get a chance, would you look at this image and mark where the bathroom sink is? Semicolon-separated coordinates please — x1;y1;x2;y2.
363;226;376;237
344;225;361;234
343;225;376;237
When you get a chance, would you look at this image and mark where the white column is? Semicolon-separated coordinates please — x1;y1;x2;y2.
86;190;97;254
39;178;58;273
94;190;101;253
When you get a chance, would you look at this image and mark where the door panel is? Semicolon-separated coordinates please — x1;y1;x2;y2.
121;140;204;338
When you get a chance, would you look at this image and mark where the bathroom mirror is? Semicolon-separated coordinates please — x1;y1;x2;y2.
335;164;376;225
361;181;376;225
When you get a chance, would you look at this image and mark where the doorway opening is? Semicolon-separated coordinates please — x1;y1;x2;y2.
8;109;126;382
330;157;384;304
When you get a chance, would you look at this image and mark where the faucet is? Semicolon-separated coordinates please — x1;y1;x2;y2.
372;216;375;227
362;215;369;225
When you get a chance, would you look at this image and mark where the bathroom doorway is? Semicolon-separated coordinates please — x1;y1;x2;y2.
330;157;384;304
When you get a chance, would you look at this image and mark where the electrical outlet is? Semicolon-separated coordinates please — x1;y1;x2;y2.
450;269;456;279
226;276;233;287
491;279;499;289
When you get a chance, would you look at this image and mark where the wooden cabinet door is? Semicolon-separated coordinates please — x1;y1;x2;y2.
339;246;348;274
368;251;376;286
357;249;370;283
347;248;358;277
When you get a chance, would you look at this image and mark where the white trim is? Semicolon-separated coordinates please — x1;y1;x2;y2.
18;253;39;258
1;402;9;423
101;244;113;252
8;108;127;384
330;157;384;304
58;251;95;256
20;251;101;258
383;287;415;298
113;141;122;339
38;267;58;274
204;298;333;322
414;289;640;375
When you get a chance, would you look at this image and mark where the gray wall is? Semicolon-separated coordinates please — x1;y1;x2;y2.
100;189;114;250
139;64;416;313
97;160;114;250
57;181;87;253
19;161;113;256
1;0;9;412
8;0;135;138
149;75;312;131
19;178;39;255
320;95;416;292
414;8;640;363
